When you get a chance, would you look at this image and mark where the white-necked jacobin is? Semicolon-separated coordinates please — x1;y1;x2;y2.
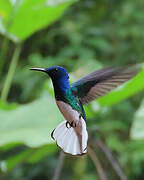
30;65;139;155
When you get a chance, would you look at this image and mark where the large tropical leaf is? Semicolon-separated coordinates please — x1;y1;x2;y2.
0;92;62;147
130;99;144;140
0;0;76;42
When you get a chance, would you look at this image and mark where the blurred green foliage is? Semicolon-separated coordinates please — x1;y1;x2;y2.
0;0;75;42
0;0;144;179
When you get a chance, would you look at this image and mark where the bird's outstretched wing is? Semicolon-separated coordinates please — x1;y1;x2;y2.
71;65;140;105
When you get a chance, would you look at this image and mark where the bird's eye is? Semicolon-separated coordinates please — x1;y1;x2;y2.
55;68;58;71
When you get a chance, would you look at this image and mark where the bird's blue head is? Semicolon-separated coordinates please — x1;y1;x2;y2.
30;66;70;92
30;66;69;80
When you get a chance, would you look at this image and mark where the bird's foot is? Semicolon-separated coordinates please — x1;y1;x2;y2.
70;121;77;127
66;121;71;129
66;121;77;128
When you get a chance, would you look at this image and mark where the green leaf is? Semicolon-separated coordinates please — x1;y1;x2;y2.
5;148;34;171
97;66;144;106
27;144;57;164
130;99;144;140
0;0;12;19
0;92;62;147
0;100;18;110
0;0;76;42
4;144;57;171
0;143;21;151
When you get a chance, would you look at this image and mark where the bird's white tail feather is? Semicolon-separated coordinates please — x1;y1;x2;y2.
51;119;88;155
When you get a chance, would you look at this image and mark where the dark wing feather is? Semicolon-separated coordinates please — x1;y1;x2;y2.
71;65;140;105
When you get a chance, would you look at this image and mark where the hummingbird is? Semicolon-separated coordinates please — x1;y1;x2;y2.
30;65;139;155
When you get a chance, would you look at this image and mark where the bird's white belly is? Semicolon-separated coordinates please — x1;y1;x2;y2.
56;100;80;123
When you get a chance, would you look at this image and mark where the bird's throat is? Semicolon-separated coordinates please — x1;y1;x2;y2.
52;77;70;99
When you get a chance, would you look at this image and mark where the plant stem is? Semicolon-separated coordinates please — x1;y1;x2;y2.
96;139;128;180
72;156;87;180
52;151;65;180
1;44;21;102
0;37;9;78
88;146;107;180
0;0;20;78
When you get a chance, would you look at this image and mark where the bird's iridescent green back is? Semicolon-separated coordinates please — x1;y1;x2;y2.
64;88;86;121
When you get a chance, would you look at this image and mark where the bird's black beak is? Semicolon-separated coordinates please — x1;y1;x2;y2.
29;68;47;73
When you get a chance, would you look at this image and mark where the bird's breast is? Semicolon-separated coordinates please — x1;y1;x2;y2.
56;100;80;123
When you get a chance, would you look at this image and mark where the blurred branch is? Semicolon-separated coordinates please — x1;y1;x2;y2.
72;156;87;180
95;139;128;180
88;146;107;180
0;37;9;78
52;151;65;180
0;0;20;78
1;44;21;102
